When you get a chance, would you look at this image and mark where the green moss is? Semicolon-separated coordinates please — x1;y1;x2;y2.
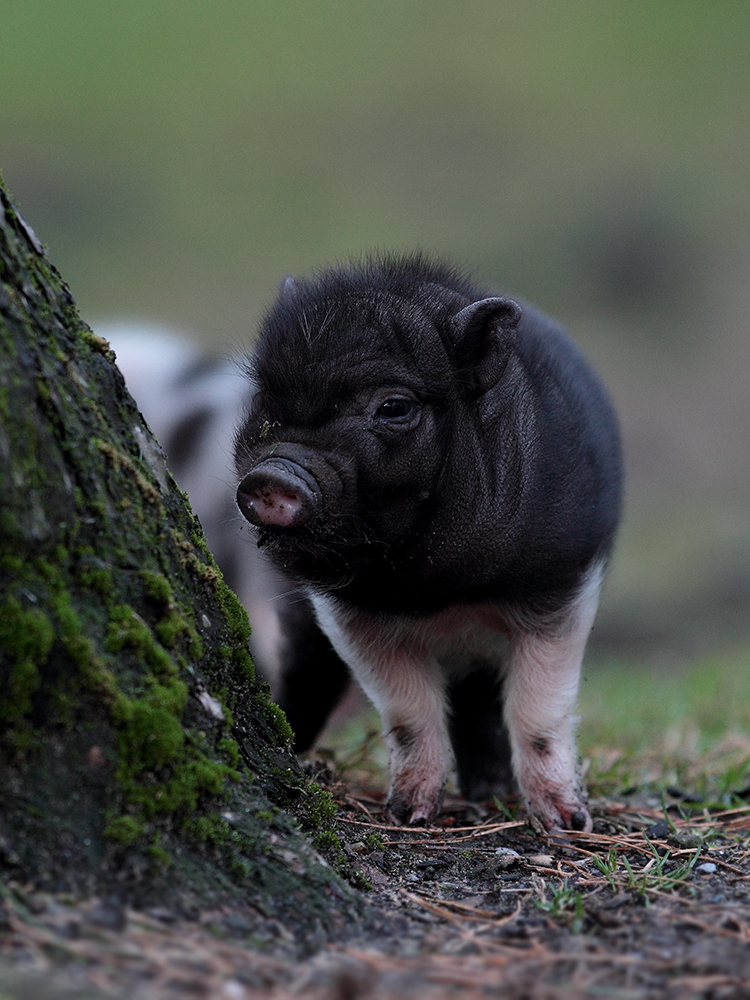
188;814;234;846
34;557;59;583
364;832;384;850
106;604;175;676
217;735;240;769
77;554;115;597
76;653;120;705
0;596;54;726
50;587;99;674
113;681;188;771
228;856;253;881
200;564;297;749
189;529;209;553
146;833;172;868
299;782;338;831
138;570;203;658
213;574;252;650
53;592;80;642
155;611;190;652
204;565;293;746
28;566;95;668
264;698;294;745
110;677;242;825
157;611;203;659
312;828;361;879
314;830;343;851
147;841;171;867
140;569;174;606
126;755;231;816
171;529;220;587
35;373;51;406
94;438;162;507
348;869;373;892
314;829;343;853
199;546;255;678
0;558;118;722
105;815;145;844
0;552;24;576
79;327;115;359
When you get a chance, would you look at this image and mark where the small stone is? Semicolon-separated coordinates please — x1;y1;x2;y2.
496;853;522;871
696;862;717;874
197;690;225;720
87;897;126;932
495;847;520;857
527;854;555;867
644;819;670;839
224;915;254;934
667;831;702;849
223;981;246;1000
25;894;49;916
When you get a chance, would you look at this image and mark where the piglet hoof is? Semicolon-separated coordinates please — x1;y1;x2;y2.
385;788;444;827
526;796;593;834
569;808;592;832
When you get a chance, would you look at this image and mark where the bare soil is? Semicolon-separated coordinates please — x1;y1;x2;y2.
2;757;750;1000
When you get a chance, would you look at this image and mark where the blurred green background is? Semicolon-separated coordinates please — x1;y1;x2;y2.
2;2;750;735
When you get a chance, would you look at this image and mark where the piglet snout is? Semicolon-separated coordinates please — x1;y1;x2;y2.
237;458;320;529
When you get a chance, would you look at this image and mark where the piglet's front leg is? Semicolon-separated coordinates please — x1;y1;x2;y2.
503;586;600;833
368;659;452;826
352;655;451;825
310;596;452;825
383;697;452;825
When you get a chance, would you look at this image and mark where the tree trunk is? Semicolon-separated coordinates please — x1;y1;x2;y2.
0;176;359;941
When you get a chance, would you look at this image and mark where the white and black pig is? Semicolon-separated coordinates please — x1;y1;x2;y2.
234;253;622;832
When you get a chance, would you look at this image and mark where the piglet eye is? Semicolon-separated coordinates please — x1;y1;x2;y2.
376;398;414;420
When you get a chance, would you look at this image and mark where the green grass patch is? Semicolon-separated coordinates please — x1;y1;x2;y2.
580;650;750;800
581;650;750;750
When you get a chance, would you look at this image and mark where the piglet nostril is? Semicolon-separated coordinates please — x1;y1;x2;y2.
237;460;320;529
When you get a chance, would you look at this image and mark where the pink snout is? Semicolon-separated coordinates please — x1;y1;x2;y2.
237;458;320;529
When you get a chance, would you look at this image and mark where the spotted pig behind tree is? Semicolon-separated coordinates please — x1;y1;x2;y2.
234;253;622;831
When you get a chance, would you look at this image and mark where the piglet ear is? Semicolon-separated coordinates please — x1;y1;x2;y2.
450;297;521;395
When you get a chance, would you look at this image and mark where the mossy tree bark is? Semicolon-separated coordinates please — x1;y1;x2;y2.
0;177;358;942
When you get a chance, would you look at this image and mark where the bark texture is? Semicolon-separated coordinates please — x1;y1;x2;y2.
0;176;358;942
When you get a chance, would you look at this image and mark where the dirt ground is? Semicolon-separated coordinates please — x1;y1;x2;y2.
2;759;750;1000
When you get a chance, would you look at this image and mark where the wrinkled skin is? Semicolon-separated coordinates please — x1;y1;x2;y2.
235;254;622;830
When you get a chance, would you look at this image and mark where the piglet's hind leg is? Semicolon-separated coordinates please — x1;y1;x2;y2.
503;575;601;832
